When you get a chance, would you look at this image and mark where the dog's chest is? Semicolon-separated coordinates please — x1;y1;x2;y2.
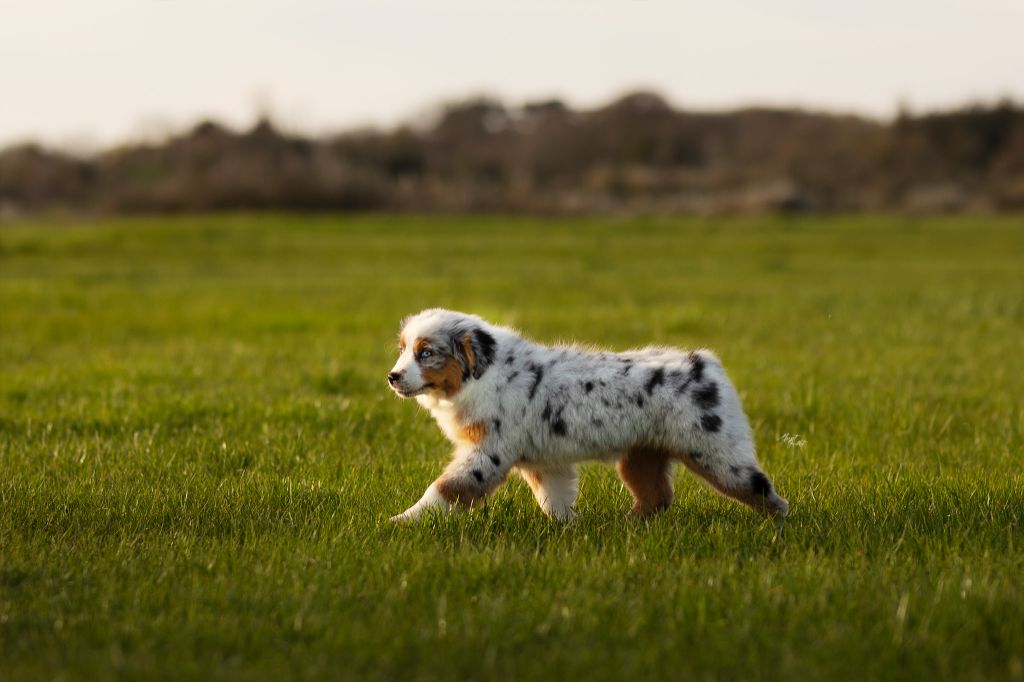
427;402;467;443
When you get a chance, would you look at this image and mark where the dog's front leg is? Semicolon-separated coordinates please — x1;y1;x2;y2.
391;446;511;523
389;481;451;523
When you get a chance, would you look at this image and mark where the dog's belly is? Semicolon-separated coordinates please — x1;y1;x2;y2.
518;447;625;466
510;402;679;465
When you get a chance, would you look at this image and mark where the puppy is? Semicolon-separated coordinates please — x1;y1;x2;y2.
387;309;788;522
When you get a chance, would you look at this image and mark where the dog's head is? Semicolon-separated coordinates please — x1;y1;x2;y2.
387;309;497;399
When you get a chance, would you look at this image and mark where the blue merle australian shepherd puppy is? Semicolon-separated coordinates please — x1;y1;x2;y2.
387;309;788;522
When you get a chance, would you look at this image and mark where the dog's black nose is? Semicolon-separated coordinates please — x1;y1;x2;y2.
387;372;402;386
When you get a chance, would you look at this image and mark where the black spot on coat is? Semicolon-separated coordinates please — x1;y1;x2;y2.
551;419;567;436
635;394;645;408
492;419;502;434
470;329;497;379
693;382;720;410
489;454;501;466
750;471;772;497
674;368;696;395
688;352;705;384
700;413;722;432
584;381;594;393
527;363;544;400
644;367;665;395
472;469;484;483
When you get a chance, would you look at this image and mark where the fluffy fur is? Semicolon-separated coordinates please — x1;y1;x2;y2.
387;309;788;522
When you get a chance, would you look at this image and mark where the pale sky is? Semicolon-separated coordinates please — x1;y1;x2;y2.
2;0;1022;149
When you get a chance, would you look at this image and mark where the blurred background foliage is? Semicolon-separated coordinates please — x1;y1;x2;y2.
2;92;1023;217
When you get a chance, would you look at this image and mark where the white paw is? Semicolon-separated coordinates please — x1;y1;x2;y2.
390;509;427;524
545;506;577;523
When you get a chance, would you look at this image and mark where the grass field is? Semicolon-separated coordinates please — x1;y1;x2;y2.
1;214;1023;681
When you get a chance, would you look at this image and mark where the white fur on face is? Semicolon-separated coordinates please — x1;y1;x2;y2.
389;348;425;397
390;309;473;398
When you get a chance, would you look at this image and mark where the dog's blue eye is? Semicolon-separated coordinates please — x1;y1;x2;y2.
417;349;432;360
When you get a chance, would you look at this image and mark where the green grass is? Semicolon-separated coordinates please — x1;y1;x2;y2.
1;214;1023;681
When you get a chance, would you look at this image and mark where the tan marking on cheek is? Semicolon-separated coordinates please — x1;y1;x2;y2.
420;357;463;397
413;338;428;354
459;333;476;376
455;420;488;444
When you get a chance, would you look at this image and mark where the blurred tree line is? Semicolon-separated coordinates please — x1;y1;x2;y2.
2;92;1022;215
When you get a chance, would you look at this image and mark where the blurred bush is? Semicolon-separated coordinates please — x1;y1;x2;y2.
2;92;1022;215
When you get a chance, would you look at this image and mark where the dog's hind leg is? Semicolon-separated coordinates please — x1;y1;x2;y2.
616;447;675;517
518;464;579;521
678;449;788;518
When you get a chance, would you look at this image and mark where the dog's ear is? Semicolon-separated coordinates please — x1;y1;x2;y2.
453;327;496;380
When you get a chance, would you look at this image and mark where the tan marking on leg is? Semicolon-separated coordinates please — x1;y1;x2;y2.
455;420;488;445
616;447;674;517
435;475;486;508
520;468;543;489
